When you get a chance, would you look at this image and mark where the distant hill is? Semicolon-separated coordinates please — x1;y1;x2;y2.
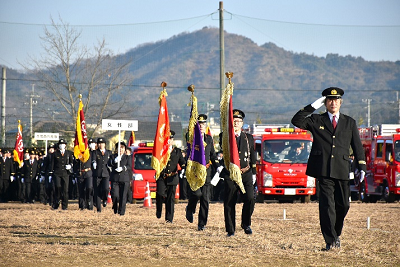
2;27;400;139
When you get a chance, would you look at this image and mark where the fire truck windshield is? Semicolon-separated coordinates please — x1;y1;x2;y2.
395;141;400;162
134;153;153;170
263;140;312;163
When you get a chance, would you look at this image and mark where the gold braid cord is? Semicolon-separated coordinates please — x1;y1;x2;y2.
187;93;198;146
186;91;207;191
219;81;245;194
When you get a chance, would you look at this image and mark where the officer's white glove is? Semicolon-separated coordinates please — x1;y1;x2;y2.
311;96;326;110
49;176;52;183
359;170;365;183
217;166;224;173
92;162;97;170
115;166;123;173
10;176;15;182
114;156;121;163
21;178;24;183
252;174;256;185
65;164;72;170
72;179;76;185
179;169;185;178
40;176;45;183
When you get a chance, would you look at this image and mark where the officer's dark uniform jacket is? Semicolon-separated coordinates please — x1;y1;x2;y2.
203;134;220;183
21;158;40;183
291;104;366;179
219;132;257;178
160;147;186;185
0;156;15;180
49;150;74;178
93;149;112;178
107;154;131;183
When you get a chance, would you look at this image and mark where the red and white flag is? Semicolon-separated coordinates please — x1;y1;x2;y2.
13;120;24;167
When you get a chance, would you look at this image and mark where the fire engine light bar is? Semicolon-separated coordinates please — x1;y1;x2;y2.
138;142;154;147
264;128;307;133
396;128;400;133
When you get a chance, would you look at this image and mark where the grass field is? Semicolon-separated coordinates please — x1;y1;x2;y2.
0;200;399;267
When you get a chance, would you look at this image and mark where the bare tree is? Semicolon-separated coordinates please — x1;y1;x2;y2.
27;16;135;137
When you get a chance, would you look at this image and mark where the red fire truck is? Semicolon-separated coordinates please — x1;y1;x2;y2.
131;142;179;203
354;124;400;203
251;124;316;203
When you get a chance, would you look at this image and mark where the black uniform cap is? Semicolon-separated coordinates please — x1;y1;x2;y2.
97;137;106;144
322;87;344;99
170;130;175;138
58;139;67;144
233;109;245;119
198;114;207;123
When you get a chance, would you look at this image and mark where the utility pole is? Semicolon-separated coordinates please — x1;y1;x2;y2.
362;99;372;127
27;84;40;144
219;1;225;99
1;68;6;147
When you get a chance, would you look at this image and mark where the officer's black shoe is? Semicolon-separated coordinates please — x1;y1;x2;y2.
185;206;193;223
227;232;235;237
156;210;161;219
335;237;341;248
243;226;252;235
165;220;173;223
324;243;333;251
198;225;205;231
103;200;107;207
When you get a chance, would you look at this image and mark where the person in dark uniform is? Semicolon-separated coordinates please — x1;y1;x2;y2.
0;149;16;203
107;141;132;216
93;137;112;213
76;138;96;210
291;87;366;251
43;143;55;206
21;149;40;203
219;109;257;237
156;131;186;223
49;139;74;210
125;146;134;204
185;114;222;231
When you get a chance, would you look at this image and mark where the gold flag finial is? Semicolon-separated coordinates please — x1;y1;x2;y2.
225;72;234;84
187;84;195;93
161;81;167;89
79;94;82;100
18;120;20;124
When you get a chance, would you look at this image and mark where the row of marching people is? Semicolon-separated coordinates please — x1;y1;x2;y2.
0;137;133;215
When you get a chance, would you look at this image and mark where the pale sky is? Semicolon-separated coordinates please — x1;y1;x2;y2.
1;0;399;70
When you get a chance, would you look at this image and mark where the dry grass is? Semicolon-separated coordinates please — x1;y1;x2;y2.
0;200;399;267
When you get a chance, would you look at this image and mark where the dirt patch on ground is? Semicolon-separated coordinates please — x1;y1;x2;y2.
0;200;399;267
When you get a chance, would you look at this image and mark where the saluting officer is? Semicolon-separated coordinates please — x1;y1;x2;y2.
291;87;366;250
49;139;74;210
107;141;132;216
185;114;222;231
156;131;186;223
93;137;112;213
220;109;257;237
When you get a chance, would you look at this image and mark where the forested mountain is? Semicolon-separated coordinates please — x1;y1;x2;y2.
3;27;400;135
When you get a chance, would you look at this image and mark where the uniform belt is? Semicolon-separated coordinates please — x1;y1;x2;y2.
164;172;177;177
81;168;91;172
241;165;250;174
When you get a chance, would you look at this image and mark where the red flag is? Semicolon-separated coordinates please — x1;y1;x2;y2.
220;78;245;193
128;131;135;147
151;88;171;179
206;124;212;137
74;99;90;163
13;120;24;167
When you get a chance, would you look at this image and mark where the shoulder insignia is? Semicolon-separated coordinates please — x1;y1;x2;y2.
358;160;366;165
319;126;324;130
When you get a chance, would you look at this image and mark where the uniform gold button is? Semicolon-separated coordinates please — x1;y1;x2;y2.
333;145;335;148
332;155;334;158
333;136;336;138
